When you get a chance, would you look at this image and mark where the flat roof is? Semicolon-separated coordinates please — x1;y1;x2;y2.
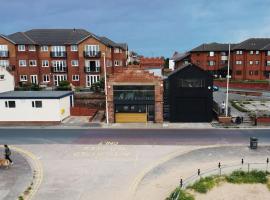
0;91;73;99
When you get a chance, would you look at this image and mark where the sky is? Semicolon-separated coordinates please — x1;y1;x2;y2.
1;0;270;57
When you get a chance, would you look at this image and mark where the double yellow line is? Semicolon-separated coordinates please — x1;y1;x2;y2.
11;146;43;200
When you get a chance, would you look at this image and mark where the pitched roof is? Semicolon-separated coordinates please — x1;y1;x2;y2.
0;91;73;99
23;29;91;45
7;32;37;45
191;43;237;52
232;38;270;50
172;52;190;62
99;36;128;50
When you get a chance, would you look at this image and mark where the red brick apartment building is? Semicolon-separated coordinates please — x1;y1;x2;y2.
174;38;270;80
0;29;128;88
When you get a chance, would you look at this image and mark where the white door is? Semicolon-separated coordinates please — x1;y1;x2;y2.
30;75;38;84
86;75;100;87
53;75;67;86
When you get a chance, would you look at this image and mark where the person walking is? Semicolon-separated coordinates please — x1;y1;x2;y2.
4;145;13;164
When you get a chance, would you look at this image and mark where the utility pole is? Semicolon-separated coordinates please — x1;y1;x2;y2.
225;44;231;117
103;52;109;124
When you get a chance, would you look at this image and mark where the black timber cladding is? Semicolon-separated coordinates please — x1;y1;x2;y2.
165;64;213;122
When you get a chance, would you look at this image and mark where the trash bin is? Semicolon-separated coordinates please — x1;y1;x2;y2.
235;116;241;124
250;137;258;149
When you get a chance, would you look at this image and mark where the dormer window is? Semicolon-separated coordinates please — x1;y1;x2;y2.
71;45;78;51
41;46;49;51
29;45;36;51
18;45;25;51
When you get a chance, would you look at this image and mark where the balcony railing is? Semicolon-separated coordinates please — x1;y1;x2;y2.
84;51;101;58
84;66;100;73
51;67;67;73
0;51;9;58
50;51;67;58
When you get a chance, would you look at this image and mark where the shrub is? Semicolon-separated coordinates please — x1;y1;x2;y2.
226;170;268;184
188;176;216;193
56;80;71;91
166;187;194;200
230;101;249;112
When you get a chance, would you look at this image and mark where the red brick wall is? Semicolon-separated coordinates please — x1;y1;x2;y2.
214;80;270;90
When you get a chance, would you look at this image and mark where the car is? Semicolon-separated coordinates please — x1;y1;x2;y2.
213;85;219;92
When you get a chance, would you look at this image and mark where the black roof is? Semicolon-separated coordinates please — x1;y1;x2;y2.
167;63;210;78
3;29;127;49
232;38;270;50
0;91;73;99
191;43;237;52
172;52;190;61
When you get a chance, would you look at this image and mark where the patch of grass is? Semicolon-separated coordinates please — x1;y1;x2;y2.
188;176;221;193
242;101;251;104
230;100;250;112
166;187;195;200
226;170;268;184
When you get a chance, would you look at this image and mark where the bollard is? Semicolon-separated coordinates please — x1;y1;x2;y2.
198;169;201;176
180;179;183;188
218;162;221;176
267;158;269;172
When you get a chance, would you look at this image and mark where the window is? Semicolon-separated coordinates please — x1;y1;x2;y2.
114;60;122;66
254;71;259;75
267;51;270;56
29;60;37;66
84;45;100;52
51;60;66;72
249;71;254;75
20;75;27;81
236;60;242;65
106;60;112;67
19;60;27;67
32;101;42;108
86;75;100;87
0;45;8;51
85;60;100;72
42;60;49;67
41;46;48;51
250;51;254;55
256;51;259;55
43;74;50;82
266;61;270;66
0;75;4;80
71;45;78;51
236;71;242;75
236;50;243;55
18;45;25;51
208;61;215;66
5;101;16;108
72;75;79;81
51;46;66;52
0;60;9;67
178;79;205;88
28;45;36;51
209;51;215;57
114;48;122;53
71;60;79;67
249;61;253;65
255;60;259;65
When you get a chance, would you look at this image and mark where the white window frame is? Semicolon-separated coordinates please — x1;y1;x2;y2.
84;45;100;52
72;75;80;81
41;46;49;51
32;100;43;108
71;45;78;51
236;60;242;65
51;46;66;52
256;50;259;55
249;61;253;65
0;60;9;67
236;50;243;55
114;60;122;66
51;60;67;72
28;45;36;51
42;60;49;67
71;60;79;67
255;60;259;65
86;75;100;87
209;51;215;57
0;45;8;51
20;75;27;82
43;74;50;82
29;60;37;67
19;60;27;67
208;60;215;66
5;101;16;108
249;51;254;55
266;61;270;66
18;45;25;51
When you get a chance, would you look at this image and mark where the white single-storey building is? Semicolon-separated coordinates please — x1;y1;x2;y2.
0;91;74;123
0;66;15;93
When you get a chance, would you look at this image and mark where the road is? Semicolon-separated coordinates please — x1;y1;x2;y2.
0;128;269;145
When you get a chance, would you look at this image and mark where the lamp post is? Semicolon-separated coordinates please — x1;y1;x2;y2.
225;44;231;117
102;52;109;124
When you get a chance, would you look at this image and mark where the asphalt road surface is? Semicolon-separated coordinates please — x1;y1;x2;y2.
0;128;269;145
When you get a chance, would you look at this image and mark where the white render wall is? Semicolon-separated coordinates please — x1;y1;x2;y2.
0;96;72;122
0;67;15;93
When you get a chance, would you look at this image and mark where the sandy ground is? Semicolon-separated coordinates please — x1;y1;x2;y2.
193;183;270;200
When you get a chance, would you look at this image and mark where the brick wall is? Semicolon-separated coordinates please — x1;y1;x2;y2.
70;107;98;116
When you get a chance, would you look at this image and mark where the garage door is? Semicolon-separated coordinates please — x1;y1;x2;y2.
115;113;147;123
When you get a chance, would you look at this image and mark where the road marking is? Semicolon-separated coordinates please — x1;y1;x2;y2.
11;146;43;200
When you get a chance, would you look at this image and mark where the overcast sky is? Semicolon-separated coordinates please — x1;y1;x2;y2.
1;0;270;57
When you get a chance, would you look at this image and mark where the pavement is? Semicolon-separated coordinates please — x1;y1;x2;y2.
0;147;32;200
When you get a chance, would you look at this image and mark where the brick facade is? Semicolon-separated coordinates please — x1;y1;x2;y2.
107;67;163;123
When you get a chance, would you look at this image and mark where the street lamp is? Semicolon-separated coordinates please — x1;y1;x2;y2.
225;44;231;117
102;52;109;124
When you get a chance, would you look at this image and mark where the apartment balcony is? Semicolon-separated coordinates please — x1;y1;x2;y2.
0;51;9;58
51;67;67;73
84;66;100;73
83;51;101;58
50;51;67;58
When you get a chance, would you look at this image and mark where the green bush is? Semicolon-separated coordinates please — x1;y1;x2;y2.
56;80;71;91
91;78;104;93
166;187;194;200
226;170;268;184
188;176;216;193
230;101;249;112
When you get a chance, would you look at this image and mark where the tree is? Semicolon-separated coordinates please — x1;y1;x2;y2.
91;78;105;93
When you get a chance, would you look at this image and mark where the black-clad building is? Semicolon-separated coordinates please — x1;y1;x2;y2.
164;64;213;122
